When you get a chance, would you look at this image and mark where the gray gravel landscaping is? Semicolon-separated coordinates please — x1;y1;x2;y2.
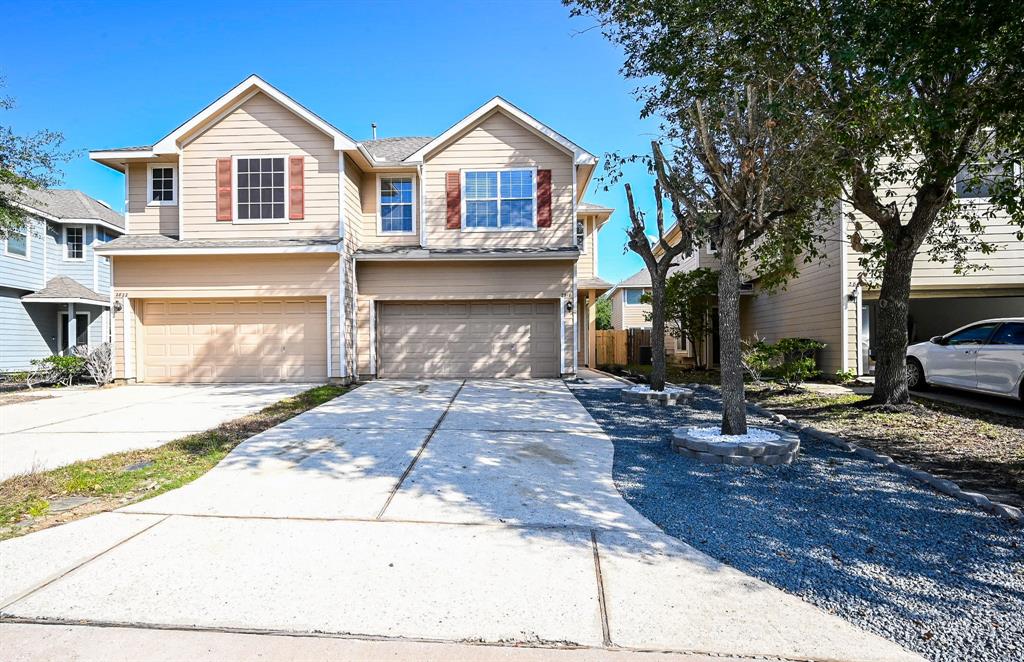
568;382;1024;662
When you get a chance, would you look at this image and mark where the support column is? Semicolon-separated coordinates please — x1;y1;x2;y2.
587;290;598;368
66;302;76;354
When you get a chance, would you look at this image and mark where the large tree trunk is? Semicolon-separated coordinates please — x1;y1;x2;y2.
717;236;747;435
869;242;917;406
649;279;667;391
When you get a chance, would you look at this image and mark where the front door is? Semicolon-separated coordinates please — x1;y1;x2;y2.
974;322;1024;397
58;312;90;354
928;322;998;388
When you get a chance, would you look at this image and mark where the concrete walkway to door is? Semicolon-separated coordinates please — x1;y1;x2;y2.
0;379;922;662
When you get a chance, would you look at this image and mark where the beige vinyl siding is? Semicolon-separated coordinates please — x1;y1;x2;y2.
741;224;844;373
357;169;421;247
844;163;1024;290
576;216;597;280
342;154;362;377
126;161;179;236
422;110;574;249
615;289;651;330
610;292;623;330
112;253;341;378
354;259;574;376
179;92;339;240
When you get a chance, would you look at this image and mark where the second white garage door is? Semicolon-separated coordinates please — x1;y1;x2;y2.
141;298;328;383
378;300;560;378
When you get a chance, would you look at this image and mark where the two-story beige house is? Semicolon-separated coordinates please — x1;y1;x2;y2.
91;76;612;383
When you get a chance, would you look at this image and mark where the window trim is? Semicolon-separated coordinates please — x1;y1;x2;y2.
63;224;86;261
944;322;999;346
707;239;719;255
623;288;648;306
460;167;538;232
4;225;30;260
376;174;417;236
231;154;291;225
147;163;178;206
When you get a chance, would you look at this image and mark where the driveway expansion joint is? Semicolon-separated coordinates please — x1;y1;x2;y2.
0;515;171;612
590;529;612;647
375;380;466;520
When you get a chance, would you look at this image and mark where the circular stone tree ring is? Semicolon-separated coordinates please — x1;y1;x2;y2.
671;426;800;465
621;385;695;405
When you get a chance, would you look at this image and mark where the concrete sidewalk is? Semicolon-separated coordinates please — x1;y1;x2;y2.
0;383;310;479
0;379;922;661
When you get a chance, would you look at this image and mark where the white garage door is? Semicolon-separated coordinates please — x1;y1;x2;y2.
141;298;327;383
378;300;560;378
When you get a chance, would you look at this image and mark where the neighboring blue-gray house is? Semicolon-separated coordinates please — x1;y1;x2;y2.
1;189;124;371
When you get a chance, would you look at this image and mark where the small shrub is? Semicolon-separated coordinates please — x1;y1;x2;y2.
741;334;775;385
31;354;87;387
771;338;826;389
77;343;113;386
834;369;858;384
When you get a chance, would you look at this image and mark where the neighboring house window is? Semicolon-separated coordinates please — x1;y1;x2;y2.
708;239;719;254
379;176;414;234
576;220;586;251
956;160;1008;199
624;289;647;305
464;169;535;229
236;156;286;221
64;225;84;260
148;164;177;205
5;226;29;258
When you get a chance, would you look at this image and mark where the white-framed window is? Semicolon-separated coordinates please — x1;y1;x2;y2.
64;225;85;261
463;168;536;230
624;288;648;305
147;163;177;205
707;239;719;254
234;155;288;223
378;175;415;234
576;219;586;252
4;225;29;259
956;160;1008;199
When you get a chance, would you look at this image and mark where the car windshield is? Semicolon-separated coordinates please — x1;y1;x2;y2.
945;323;998;346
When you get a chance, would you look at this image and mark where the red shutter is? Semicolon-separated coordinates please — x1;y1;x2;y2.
445;171;461;229
289;156;305;220
216;158;232;221
537;169;552;228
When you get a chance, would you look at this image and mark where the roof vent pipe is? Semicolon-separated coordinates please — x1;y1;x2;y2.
371;123;377;139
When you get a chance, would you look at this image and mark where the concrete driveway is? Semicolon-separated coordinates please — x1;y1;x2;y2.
0;383;311;480
0;378;922;661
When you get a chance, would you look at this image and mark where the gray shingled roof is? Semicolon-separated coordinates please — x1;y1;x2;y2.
359;136;433;163
93;145;153;153
578;201;614;213
613;268;652;290
14;188;125;231
22;276;108;305
96;235;338;252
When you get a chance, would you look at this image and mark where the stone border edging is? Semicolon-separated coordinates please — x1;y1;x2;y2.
742;398;1023;524
621;387;694;406
672;426;800;466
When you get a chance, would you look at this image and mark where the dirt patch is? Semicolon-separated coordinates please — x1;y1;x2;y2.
748;387;1024;506
0;393;55;407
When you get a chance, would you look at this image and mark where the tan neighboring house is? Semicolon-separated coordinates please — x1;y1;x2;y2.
91;76;613;383
630;183;1023;375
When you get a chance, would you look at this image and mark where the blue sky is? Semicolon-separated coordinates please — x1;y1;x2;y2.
1;0;660;283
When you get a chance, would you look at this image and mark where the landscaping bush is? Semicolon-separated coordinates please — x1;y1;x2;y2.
741;337;826;389
75;343;113;386
740;334;775;385
30;354;87;387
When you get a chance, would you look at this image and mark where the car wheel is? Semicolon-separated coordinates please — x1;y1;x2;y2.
906;358;927;391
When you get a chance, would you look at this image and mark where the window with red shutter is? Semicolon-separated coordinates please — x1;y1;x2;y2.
536;169;552;228
446;171;461;229
289;156;304;220
216;158;232;221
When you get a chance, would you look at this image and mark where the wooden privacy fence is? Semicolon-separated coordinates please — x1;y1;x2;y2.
596;329;652;366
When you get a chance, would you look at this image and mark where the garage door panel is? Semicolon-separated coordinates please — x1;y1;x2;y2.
142;297;328;383
379;300;559;379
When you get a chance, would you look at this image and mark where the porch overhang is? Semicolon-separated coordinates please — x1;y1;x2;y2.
21;277;109;308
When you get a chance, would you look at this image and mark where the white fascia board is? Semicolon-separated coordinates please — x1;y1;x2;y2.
14;204;125;235
23;297;110;307
95;244;341;256
151;75;357;153
89;150;157;162
405;97;597;165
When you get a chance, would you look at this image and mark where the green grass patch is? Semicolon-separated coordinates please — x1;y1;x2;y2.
0;384;347;539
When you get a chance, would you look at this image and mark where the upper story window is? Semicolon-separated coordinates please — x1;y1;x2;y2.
236;156;286;221
464;169;535;230
576;220;586;252
379;176;414;234
624;289;648;305
956;160;1008;199
5;226;29;259
64;225;85;260
148;164;177;205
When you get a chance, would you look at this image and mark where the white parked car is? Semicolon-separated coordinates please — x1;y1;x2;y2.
906;317;1024;401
